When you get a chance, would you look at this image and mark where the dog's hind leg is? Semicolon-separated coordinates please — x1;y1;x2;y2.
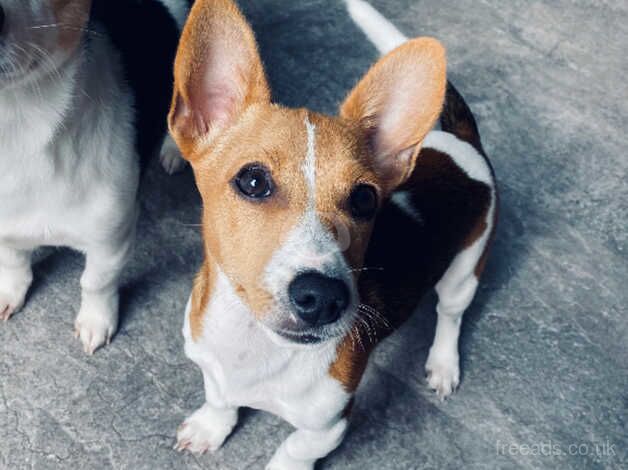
426;235;489;399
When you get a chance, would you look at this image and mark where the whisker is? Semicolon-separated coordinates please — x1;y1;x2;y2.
346;266;384;274
29;23;104;38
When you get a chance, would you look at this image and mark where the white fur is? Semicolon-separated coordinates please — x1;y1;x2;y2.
0;0;188;352
179;269;351;468
423;130;493;185
0;29;137;353
303;115;317;204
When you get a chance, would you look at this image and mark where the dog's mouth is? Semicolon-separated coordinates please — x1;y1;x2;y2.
260;310;357;348
274;329;324;345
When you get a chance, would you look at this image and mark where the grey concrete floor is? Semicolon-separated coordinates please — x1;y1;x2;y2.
1;0;626;469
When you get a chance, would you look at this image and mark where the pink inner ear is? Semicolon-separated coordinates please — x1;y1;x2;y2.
373;73;434;159
194;86;240;135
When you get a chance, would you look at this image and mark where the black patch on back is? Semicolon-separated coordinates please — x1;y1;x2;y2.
90;0;182;171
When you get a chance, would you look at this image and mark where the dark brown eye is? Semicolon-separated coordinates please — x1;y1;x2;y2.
234;164;274;200
349;184;378;220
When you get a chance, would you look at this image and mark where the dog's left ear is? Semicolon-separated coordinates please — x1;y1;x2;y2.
340;38;446;192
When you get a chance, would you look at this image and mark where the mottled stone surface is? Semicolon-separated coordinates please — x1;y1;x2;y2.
0;0;626;469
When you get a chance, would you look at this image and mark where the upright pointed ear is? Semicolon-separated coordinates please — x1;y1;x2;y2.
340;38;447;192
168;0;270;160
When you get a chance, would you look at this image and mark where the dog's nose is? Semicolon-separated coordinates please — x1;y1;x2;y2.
288;272;350;327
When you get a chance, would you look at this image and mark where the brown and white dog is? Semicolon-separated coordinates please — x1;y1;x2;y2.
168;0;497;468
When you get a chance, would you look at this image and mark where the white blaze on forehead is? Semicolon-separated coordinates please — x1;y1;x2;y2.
303;115;317;205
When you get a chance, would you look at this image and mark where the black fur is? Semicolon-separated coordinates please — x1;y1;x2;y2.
89;0;183;170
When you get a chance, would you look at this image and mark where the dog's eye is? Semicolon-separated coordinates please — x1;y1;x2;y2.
349;184;378;220
234;164;274;200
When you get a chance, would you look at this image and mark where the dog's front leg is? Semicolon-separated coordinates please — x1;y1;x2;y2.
176;371;238;454
0;245;33;320
266;418;348;470
74;227;134;354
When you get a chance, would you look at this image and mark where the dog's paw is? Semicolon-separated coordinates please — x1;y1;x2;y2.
159;136;187;175
74;299;118;355
425;348;460;400
174;405;237;454
0;269;32;321
266;442;315;470
0;289;26;321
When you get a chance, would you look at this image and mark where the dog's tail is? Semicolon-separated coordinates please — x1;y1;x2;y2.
344;0;407;55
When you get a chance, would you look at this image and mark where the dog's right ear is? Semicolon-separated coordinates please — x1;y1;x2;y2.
168;0;270;161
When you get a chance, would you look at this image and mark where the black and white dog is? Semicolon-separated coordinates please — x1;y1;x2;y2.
0;0;189;353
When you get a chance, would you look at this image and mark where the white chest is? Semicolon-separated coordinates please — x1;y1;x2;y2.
183;269;351;430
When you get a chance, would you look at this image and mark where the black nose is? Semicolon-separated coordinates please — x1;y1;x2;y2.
288;272;350;327
0;6;5;35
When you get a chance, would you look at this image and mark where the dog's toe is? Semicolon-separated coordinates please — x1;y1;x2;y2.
425;351;460;400
74;307;116;355
175;405;237;455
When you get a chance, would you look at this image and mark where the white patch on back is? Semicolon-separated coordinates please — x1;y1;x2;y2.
156;0;189;30
423;130;494;186
303;115;317;205
345;0;408;55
